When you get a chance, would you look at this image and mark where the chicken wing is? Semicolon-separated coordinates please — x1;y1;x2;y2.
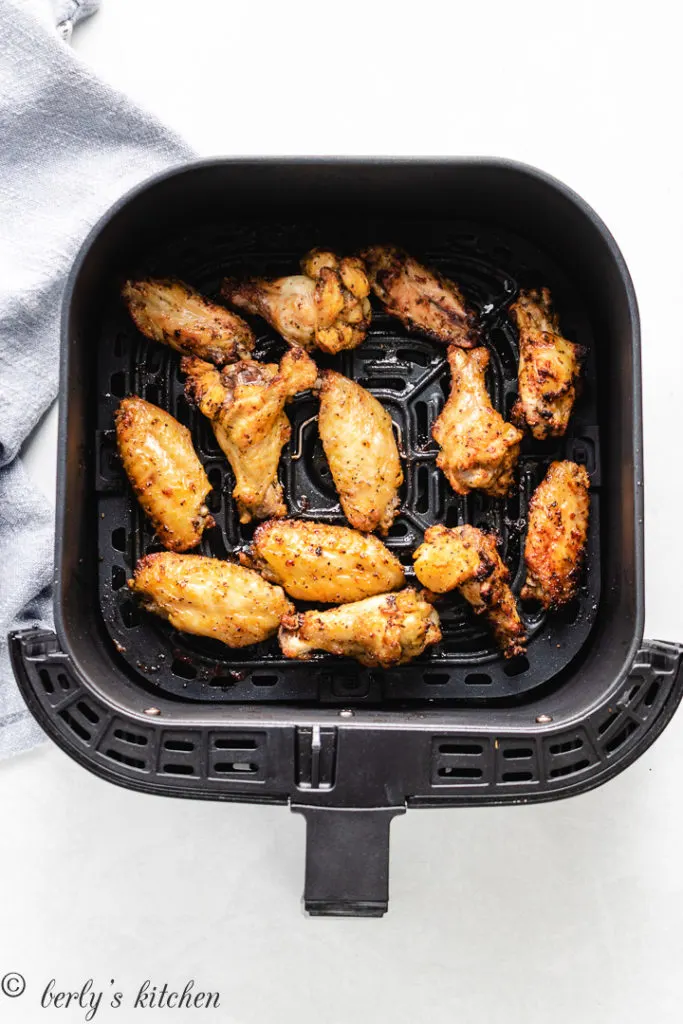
129;552;292;647
360;245;479;347
317;370;403;534
122;278;254;366
413;524;526;659
433;346;523;498
115;397;214;552
221;249;371;354
279;588;441;667
521;460;590;608
183;346;317;523
509;288;582;439
240;519;406;604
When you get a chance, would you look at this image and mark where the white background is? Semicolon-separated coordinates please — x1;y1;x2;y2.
4;1;683;1022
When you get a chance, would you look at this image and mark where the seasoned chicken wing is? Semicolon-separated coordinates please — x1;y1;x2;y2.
433;346;523;498
509;288;582;439
413;524;526;659
318;370;403;534
222;249;371;354
361;245;479;347
122;278;254;366
129;552;292;648
115;397;214;552
240;519;405;604
522;460;590;608
183;346;317;523
279;588;441;667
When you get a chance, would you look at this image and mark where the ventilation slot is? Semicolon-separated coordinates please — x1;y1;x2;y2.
502;771;533;782
356;377;406;392
171;659;197;680
503;656;530;677
503;747;532;760
597;710;619;735
423;672;450;686
465;672;492;686
549;758;590;779
163;739;194;752
643;680;661;708
251;674;278;687
113;729;148;746
214;762;258;775
77;701;100;725
438;766;482;779
214;738;258;751
549;737;583;755
604;719;638;754
415;466;430;513
39;669;54;695
110;371;126;397
111;527;127;552
439;743;482;756
57;673;71;692
162;763;195;775
105;748;146;770
58;709;90;742
111;565;126;590
415;401;429;441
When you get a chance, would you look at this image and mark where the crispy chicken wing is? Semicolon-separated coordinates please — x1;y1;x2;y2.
317;370;403;534
279;588;441;667
221;249;371;354
129;552;292;647
240;519;405;604
115;397;214;552
509;288;582;439
122;278;254;366
360;246;479;347
413;524;526;659
183;347;317;523
433;346;523;498
522;460;590;608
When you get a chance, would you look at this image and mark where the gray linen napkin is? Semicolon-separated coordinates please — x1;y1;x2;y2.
0;0;192;758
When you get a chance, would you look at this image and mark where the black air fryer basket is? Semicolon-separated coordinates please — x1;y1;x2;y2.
11;159;683;916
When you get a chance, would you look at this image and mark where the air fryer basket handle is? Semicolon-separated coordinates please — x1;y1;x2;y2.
292;805;405;918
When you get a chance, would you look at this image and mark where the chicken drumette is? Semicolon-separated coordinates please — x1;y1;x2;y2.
433;346;523;498
509;288;582;439
279;588;441;668
122;278;254;366
317;370;403;534
129;553;293;648
360;246;480;347
115;397;214;551
222;249;371;354
413;524;526;659
240;519;405;604
522;460;590;608
183;346;317;523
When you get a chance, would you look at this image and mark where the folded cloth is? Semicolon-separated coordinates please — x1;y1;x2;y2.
0;0;192;758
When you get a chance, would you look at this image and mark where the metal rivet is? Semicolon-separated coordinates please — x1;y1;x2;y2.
144;707;161;716
339;709;354;718
536;713;553;724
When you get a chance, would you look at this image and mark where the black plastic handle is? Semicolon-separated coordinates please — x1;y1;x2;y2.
293;805;405;918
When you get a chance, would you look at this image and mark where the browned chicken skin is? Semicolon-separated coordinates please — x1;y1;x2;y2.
129;552;293;648
522;460;590;608
361;246;480;347
115;397;214;552
240;519;406;604
278;588;441;667
413;524;526;659
122;278;254;366
433;346;523;498
317;370;403;534
183;347;317;523
222;249;371;354
509;288;582;439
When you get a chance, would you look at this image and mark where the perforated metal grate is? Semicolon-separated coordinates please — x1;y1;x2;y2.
96;220;601;704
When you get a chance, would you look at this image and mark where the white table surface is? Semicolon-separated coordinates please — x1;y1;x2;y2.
5;2;683;1021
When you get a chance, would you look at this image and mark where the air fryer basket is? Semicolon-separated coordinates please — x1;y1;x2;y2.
10;159;683;916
